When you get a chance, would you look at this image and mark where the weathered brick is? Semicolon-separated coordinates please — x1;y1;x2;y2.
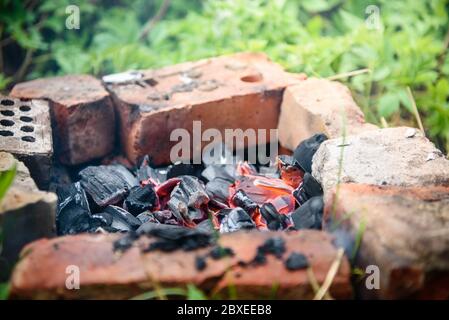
312;127;449;194
107;52;301;165
324;183;449;299
0;152;56;281
278;78;377;151
0;96;53;189
10;230;351;299
10;75;115;165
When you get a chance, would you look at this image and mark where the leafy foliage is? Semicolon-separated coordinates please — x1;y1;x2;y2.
0;0;448;150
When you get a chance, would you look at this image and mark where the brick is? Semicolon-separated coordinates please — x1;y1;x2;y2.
10;230;352;299
324;183;449;299
278;78;377;151
0;152;56;281
107;52;301;165
0;96;53;189
10;75;115;165
312;127;449;194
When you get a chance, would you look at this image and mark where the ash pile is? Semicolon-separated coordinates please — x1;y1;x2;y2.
56;134;327;237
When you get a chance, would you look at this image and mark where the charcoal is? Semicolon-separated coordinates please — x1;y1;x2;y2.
208;198;229;210
103;205;142;231
136;155;168;184
277;155;303;188
219;207;256;233
79;164;138;207
260;203;289;231
205;177;231;203
231;189;258;215
137;222;212;252
201;164;235;182
56;182;91;235
195;255;207;271
196;219;215;234
91;212;113;227
209;246;235;260
259;237;286;259
166;162;203;179
293;133;327;173
124;184;158;216
285;252;309;270
293;173;323;205
252;237;286;265
153;210;180;225
291;196;324;230
113;231;139;252
167;176;209;223
136;211;159;224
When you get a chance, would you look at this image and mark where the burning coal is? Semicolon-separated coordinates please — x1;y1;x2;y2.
56;134;327;238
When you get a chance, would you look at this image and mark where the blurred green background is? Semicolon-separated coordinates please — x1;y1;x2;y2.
1;0;448;152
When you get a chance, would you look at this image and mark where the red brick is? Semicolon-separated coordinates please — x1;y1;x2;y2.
324;183;449;299
278;78;377;151
107;53;301;165
10;230;352;299
10;75;115;165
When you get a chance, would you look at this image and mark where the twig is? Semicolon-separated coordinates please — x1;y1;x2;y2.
139;0;171;41
307;267;333;300
327;68;371;81
406;86;425;134
380;117;388;128
314;248;345;300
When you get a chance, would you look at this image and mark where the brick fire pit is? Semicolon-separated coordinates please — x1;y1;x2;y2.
1;52;449;300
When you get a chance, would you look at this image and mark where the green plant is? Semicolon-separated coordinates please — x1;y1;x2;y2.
2;0;447;151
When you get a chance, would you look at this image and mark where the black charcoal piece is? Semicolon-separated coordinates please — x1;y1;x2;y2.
56;182;91;235
285;252;309;270
291;196;324;230
231;190;258;215
153;210;180;225
293;172;323;205
219;207;256;233
209;246;235;260
293;133;327;173
196;219;215;234
136;211;159;224
195;255;207;271
113;231;139;252
166;162;203;179
79;164;138;207
201;164;236;182
205;177;231;203
137;222;212;252
167;176;209;223
104;205;142;231
260;203;289;231
136;155;168;184
259;237;286;259
124;184;158;216
91;212;113;227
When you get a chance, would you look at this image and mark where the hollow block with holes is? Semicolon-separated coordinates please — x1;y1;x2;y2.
0;96;53;189
107;52;305;165
10;75;115;165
